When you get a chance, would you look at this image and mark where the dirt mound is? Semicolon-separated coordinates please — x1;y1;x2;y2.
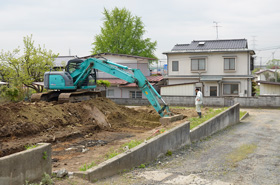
0;98;160;139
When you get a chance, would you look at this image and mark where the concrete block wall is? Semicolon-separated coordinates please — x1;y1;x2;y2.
111;96;280;108
190;103;240;142
0;143;52;185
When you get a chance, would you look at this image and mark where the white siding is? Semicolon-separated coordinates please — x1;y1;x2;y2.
167;52;250;76
260;84;280;95
161;84;195;96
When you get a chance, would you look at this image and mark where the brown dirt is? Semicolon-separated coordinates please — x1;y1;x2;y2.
0;98;208;174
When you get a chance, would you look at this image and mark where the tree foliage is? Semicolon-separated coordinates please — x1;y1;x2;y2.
92;7;157;59
266;59;280;69
0;35;58;96
97;80;111;90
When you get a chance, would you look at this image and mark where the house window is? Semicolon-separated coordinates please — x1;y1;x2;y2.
106;89;114;97
172;61;179;71
191;59;205;71
224;58;235;70
223;84;239;95
129;91;142;99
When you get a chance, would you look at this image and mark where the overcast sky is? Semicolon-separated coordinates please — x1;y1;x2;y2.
1;0;280;65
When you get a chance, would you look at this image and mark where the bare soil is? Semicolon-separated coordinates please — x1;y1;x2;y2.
0;98;207;173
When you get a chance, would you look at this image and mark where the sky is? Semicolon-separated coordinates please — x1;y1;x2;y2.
1;0;280;66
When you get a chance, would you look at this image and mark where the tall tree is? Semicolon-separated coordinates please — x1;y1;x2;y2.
0;35;58;93
92;7;157;59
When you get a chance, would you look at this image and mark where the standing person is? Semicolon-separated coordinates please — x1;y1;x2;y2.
195;88;203;118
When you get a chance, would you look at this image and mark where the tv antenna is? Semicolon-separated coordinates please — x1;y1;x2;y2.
213;21;221;39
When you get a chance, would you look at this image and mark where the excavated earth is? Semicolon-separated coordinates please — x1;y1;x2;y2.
0;98;207;172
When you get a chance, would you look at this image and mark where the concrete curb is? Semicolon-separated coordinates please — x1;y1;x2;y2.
73;121;191;182
240;112;249;120
0;143;52;185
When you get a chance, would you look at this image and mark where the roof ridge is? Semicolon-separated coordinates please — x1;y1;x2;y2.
193;38;247;42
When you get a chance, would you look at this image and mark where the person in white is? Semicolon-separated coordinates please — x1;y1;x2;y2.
195;88;203;118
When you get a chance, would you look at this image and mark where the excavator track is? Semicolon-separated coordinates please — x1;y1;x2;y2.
58;91;102;103
31;91;102;103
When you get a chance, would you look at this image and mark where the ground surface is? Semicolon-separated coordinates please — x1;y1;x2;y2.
57;108;280;185
0;98;204;173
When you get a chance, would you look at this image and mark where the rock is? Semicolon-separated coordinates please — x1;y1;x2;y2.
56;168;68;178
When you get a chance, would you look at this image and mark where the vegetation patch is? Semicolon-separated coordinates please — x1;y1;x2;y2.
226;144;257;167
189;107;228;129
79;161;96;171
122;139;142;150
25;144;38;150
240;111;247;119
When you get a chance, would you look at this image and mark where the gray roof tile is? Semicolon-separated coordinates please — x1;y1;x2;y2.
172;39;248;51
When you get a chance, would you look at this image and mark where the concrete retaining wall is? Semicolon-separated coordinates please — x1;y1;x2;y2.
74;103;241;182
110;95;280;108
190;103;240;142
74;121;191;182
0;143;52;185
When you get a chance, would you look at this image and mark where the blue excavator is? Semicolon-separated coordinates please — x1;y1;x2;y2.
31;57;174;118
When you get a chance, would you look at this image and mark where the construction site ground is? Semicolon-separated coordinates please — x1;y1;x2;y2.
0;98;209;175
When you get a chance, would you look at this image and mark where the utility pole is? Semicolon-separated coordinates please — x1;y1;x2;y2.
213;21;221;39
251;36;257;50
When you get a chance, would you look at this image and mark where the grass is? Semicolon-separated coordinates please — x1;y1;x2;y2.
189;107;228;129
25;144;38;150
122;140;142;150
226;144;257;167
79;161;96;171
240;111;247;119
105;140;143;160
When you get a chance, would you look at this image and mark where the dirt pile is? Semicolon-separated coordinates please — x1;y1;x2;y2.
0;98;160;139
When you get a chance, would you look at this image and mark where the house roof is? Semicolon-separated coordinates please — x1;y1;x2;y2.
256;80;280;86
53;56;77;67
255;69;279;75
80;53;157;61
163;39;255;54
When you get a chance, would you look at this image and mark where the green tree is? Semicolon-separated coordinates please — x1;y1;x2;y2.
266;59;280;69
97;80;111;90
0;35;58;95
92;7;157;59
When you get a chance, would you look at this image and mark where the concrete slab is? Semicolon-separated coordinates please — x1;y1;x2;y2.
159;114;184;125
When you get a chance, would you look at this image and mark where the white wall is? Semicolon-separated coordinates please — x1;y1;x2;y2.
161;84;196;96
167;52;250;76
260;84;280;95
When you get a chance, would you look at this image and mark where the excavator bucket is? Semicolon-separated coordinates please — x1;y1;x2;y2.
159;114;184;125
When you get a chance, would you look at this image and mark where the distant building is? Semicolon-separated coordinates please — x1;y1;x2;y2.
162;39;255;97
80;53;161;99
257;81;280;95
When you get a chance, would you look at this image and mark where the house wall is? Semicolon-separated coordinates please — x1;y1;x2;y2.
167;52;250;76
168;78;198;85
260;84;280;95
161;84;196;96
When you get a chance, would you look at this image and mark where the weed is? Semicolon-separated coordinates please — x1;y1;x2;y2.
25;144;38;150
41;172;53;185
189;107;228;129
165;150;172;156
226;143;257;167
105;149;120;159
138;164;146;168
79;161;96;171
240;111;247;119
42;151;48;160
122;140;142;150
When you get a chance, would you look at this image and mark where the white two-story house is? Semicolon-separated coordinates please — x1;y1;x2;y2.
162;39;255;97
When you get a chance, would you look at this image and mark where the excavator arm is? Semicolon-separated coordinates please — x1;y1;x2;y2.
83;58;172;117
